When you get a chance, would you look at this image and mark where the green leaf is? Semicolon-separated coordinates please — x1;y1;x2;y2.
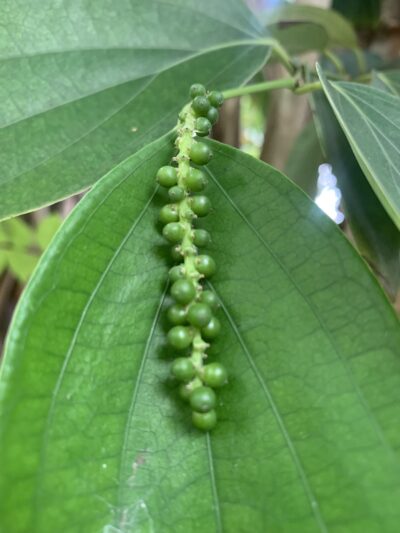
0;0;269;221
284;120;324;197
0;218;40;282
371;70;400;96
317;64;400;230
310;89;400;299
1;135;400;532
268;22;329;55
264;5;358;49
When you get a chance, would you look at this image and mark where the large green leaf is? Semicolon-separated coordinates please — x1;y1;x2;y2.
264;5;358;49
1;135;400;532
0;0;269;221
317;65;400;230
310;89;400;299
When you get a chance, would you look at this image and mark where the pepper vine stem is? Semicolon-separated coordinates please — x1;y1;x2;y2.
222;78;322;100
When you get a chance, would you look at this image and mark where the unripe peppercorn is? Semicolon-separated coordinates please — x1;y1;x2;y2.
202;316;221;339
189;195;211;217
208;91;224;108
203;362;228;388
195;117;212;137
167;326;193;350
190;83;206;98
186;168;208;192
171;358;196;382
187;303;212;328
171;279;196;304
193;229;211;247
189;142;212;165
192;410;217;431
192;95;211;117
195;255;216;277
171;245;183;262
169;265;185;283
168;186;185;202
190;386;216;413
167;304;187;325
159;204;179;224
199;290;219;311
207;107;219;125
162;222;184;243
156;166;178;187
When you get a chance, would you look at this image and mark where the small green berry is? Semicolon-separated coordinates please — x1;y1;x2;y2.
190;83;206;99
187;303;212;328
190;195;211;217
203;363;228;388
156;166;178;187
186;168;208;192
167;326;192;350
179;383;192;401
207;107;219;125
171;279;196;304
171;358;196;382
199;290;219;311
195;255;216;277
168;186;185;202
189;142;212;165
190;386;216;413
192;410;217;431
208;91;224;108
169;265;185;283
195;117;212;137
171;245;183;262
159;204;179;224
193;229;211;247
202;316;221;339
162;222;184;243
192;96;211;117
167;304;187;325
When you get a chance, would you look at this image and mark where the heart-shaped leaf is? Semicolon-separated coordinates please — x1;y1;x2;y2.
317;64;400;230
0;0;269;221
1;135;400;532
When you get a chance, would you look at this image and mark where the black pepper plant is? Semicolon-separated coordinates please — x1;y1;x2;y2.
1;2;400;532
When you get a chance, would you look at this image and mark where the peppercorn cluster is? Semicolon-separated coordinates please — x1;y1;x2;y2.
156;83;227;431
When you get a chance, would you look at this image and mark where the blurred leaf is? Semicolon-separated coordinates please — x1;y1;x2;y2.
284;120;324;198
264;5;358;48
311;89;400;298
371;70;400;96
1;135;400;532
0;219;39;282
269;22;329;54
36;214;63;249
332;0;381;31
0;0;269;221
318;65;400;230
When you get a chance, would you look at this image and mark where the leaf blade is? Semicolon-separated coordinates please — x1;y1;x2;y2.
1;136;400;532
317;64;400;229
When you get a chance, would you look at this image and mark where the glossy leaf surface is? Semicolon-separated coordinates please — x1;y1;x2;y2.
0;0;268;220
1;136;400;532
318;65;400;230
